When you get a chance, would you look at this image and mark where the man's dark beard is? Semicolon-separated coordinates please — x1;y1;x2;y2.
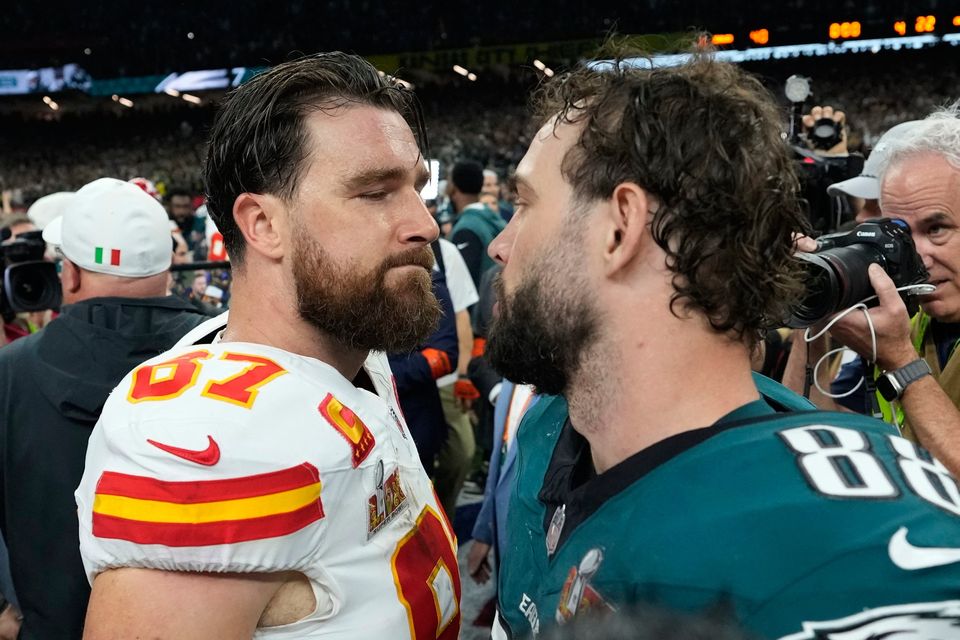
293;233;441;353
486;263;598;397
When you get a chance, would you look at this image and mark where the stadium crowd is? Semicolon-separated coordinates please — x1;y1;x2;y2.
3;47;960;207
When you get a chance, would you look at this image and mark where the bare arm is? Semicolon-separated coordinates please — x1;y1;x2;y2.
84;568;286;640
455;310;474;377
830;264;960;476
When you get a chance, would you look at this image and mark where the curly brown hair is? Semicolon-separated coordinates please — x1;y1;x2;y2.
534;45;808;344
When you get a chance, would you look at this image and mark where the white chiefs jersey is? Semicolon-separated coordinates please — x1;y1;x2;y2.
76;314;461;639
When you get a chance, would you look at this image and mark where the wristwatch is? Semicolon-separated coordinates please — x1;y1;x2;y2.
876;358;932;401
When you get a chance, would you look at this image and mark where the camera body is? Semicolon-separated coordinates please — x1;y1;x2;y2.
0;230;62;320
791;146;865;235
784;76;864;234
787;218;929;328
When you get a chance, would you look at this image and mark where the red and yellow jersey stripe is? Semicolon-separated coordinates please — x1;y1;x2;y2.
92;463;324;547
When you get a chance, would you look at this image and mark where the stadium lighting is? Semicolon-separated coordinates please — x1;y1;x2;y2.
602;33;941;69
452;65;469;76
533;59;554;77
48;101;59;111
467;72;477;81
42;96;51;104
118;97;134;108
750;29;770;45
181;94;202;105
164;87;181;97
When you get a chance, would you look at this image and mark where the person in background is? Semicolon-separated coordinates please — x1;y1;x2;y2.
782;118;924;413
482;168;514;223
487;47;960;639
449;160;505;288
76;52;460;639
0;178;206;640
432;236;480;519
165;187;206;256
825;105;960;478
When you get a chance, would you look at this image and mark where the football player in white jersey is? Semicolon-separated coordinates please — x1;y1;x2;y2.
76;52;461;639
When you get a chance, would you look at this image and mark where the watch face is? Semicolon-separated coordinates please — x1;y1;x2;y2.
877;374;899;402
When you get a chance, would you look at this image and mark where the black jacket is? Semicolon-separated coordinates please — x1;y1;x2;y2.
0;296;206;640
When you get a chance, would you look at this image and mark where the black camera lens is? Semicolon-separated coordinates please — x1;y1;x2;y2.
810;117;842;150
787;245;879;328
4;262;62;312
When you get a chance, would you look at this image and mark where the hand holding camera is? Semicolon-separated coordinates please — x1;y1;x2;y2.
801;105;849;156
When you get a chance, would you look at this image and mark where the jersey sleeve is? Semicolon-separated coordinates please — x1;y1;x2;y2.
76;384;327;583
439;238;479;312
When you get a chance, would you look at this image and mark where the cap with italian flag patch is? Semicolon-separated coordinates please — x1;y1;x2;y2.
42;177;172;277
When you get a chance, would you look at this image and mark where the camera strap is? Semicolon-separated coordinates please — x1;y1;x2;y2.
864;360;883;419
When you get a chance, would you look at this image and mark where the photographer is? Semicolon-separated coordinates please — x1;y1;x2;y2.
0;178;206;639
825;105;960;477
782;118;923;411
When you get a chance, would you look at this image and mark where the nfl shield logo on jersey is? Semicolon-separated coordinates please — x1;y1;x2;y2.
780;601;960;639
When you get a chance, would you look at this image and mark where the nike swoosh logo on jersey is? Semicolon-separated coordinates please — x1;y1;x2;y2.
147;435;221;466
888;526;960;570
456;242;470;251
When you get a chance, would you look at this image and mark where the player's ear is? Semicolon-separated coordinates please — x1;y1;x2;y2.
60;258;82;294
233;193;286;261
601;182;650;278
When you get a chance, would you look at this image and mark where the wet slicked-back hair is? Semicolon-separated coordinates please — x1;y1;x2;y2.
535;45;808;344
203;52;427;264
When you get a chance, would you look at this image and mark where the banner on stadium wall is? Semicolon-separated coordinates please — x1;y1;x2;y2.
0;64;91;95
87;67;266;96
366;34;685;73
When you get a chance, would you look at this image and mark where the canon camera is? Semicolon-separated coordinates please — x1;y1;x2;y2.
787;218;929;328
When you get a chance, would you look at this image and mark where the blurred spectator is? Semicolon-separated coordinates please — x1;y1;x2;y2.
432;237;480;519
482;168;514;222
201;284;224;309
0;178;206;639
182;271;219;316
165;187;206;255
0;216;35;239
448;160;505;288
388;263;458;476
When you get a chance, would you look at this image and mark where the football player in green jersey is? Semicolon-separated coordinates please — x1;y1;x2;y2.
484;45;960;639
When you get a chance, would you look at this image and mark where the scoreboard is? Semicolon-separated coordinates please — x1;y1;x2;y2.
708;12;960;48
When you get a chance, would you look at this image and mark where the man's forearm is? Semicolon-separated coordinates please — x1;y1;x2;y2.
900;376;960;477
455;311;473;376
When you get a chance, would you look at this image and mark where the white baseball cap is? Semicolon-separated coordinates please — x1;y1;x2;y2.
42;177;172;277
203;285;224;300
827;120;923;200
26;191;76;230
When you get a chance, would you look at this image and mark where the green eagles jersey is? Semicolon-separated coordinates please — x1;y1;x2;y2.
497;378;960;639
